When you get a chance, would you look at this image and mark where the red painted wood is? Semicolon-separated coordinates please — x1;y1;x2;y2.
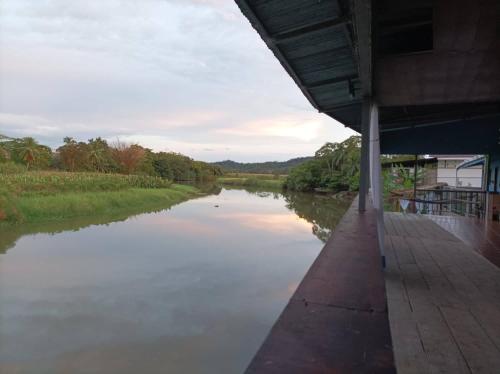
245;197;395;373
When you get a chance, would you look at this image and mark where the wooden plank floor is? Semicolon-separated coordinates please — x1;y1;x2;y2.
425;215;500;269
384;212;500;374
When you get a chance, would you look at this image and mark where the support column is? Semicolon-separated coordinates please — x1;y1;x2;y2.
359;98;371;211
413;154;418;213
369;104;386;268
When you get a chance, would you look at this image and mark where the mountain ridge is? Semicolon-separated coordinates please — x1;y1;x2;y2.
211;157;312;174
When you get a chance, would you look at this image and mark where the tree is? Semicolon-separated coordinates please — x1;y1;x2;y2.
315;142;338;176
57;137;89;171
87;137;115;172
15;137;41;170
285;136;361;192
111;141;146;174
284;159;323;191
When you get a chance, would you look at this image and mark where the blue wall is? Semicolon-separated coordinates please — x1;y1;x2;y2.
380;116;500;155
488;155;500;193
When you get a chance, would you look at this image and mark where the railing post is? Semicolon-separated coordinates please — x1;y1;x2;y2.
413;154;418;213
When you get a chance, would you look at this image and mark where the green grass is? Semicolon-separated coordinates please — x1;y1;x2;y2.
217;176;284;190
0;171;171;196
14;186;197;223
0;171;200;225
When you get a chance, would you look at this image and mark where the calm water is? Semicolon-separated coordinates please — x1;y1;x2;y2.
0;187;351;374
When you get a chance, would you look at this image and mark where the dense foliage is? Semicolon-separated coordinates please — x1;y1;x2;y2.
0;135;52;170
383;165;424;192
0;134;222;182
212;157;313;174
284;136;361;192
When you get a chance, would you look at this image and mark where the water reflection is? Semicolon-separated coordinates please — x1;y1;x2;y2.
223;186;353;243
0;187;351;374
283;191;353;242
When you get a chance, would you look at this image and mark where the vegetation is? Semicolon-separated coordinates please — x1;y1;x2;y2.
0;171;199;225
0;133;227;224
0;134;222;182
217;173;285;190
0;171;171;196
284;136;361;192
212;157;313;174
12;186;198;224
383;165;424;193
0;135;52;170
0;132;364;225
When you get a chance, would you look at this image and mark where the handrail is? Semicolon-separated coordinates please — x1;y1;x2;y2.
401;188;487;219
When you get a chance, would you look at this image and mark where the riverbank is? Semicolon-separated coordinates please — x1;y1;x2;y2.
217;173;285;190
0;171;201;225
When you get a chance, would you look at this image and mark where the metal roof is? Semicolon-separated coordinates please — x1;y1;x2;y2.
457;156;486;171
235;0;364;130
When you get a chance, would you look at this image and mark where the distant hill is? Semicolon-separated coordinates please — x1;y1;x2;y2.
212;157;313;174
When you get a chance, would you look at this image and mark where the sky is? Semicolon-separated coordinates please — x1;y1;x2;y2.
0;0;356;162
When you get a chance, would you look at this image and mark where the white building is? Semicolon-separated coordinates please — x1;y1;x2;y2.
432;155;483;188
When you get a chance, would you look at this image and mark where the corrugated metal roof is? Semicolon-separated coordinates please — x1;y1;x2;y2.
235;0;363;129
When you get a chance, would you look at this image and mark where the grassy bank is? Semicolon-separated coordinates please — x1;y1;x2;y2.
0;171;172;195
0;171;201;225
217;173;285;190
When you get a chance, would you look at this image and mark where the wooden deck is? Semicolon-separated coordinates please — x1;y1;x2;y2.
384;212;500;374
245;198;395;373
425;215;500;269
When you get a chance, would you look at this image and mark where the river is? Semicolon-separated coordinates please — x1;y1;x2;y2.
0;186;351;374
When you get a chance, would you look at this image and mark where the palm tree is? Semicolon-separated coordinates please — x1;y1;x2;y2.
17;137;40;170
87;137;111;172
88;146;105;172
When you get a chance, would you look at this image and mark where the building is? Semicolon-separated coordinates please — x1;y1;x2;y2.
235;1;500;373
433;155;484;188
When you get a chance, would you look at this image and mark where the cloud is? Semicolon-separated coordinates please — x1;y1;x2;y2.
0;0;356;161
219;116;325;142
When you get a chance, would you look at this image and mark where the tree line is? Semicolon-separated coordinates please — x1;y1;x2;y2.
284;136;361;192
0;134;222;181
212;157;313;175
